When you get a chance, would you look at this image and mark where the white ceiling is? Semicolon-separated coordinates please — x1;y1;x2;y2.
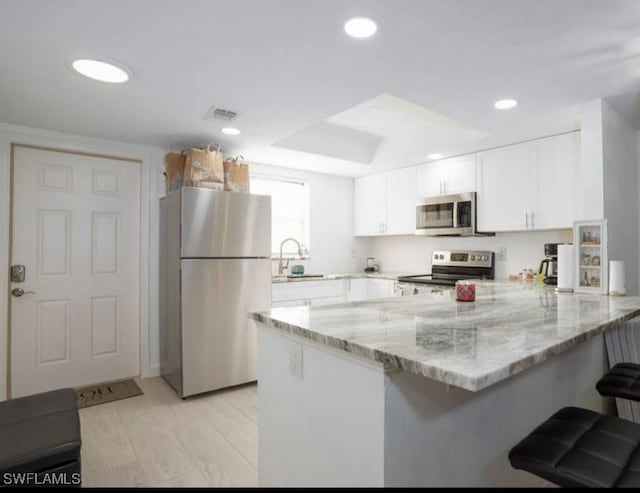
2;0;640;176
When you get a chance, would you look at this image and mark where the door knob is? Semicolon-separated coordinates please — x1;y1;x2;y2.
11;288;36;298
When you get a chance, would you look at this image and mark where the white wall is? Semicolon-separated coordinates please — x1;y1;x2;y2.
600;101;640;295
0;122;164;400
249;162;366;274
364;230;572;279
578;100;605;220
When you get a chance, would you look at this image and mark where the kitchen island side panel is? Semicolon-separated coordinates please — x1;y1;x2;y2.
257;326;386;487
383;334;608;487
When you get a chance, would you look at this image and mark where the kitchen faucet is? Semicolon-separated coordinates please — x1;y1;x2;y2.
278;238;304;275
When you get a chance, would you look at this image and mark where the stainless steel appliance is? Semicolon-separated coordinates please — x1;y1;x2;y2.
159;187;271;398
539;243;562;286
398;250;495;288
415;192;492;236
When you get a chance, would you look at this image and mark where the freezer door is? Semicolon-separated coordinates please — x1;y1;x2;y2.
180;258;271;397
181;187;271;258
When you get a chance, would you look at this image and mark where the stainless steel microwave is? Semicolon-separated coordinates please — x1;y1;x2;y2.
415;192;478;236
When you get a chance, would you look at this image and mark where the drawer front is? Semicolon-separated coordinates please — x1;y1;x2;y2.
272;279;345;302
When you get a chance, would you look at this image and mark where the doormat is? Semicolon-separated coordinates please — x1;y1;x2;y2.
75;379;143;409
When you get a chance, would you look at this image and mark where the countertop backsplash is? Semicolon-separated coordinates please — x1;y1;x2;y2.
364;229;573;279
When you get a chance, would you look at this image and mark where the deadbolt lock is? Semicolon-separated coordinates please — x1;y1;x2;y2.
11;265;25;283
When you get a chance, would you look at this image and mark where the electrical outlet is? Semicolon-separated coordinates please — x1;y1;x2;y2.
498;247;507;261
289;343;303;379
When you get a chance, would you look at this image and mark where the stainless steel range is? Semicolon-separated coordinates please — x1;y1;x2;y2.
398;250;495;288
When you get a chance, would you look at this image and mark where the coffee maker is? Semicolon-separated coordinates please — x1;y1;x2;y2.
539;243;560;285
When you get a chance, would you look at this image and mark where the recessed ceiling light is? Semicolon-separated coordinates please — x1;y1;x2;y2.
221;127;240;136
428;153;444;160
71;59;130;83
344;17;377;38
494;99;518;110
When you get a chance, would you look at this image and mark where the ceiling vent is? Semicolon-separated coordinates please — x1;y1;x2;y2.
203;107;238;121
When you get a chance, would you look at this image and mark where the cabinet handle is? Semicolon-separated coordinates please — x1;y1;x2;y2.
525;212;529;229
440;182;443;195
443;181;447;194
531;212;535;229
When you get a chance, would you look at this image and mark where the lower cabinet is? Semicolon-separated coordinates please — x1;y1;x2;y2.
345;278;369;302
366;279;396;299
273;278;397;307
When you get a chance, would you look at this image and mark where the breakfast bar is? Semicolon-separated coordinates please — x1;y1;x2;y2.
252;281;640;487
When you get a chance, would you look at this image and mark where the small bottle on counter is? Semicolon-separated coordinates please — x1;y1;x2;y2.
526;269;535;281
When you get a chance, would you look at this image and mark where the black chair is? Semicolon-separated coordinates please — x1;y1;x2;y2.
0;388;81;487
596;362;640;402
509;363;640;487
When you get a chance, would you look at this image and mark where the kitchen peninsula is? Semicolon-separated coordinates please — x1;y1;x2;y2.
252;281;640;487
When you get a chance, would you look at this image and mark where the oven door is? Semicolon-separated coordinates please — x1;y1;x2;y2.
415;192;476;236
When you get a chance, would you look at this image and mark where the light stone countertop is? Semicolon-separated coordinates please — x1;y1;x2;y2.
271;271;418;283
252;280;640;392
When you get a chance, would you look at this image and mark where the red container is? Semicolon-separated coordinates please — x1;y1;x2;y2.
456;281;476;302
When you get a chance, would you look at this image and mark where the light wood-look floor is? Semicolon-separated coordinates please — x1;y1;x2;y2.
79;377;258;487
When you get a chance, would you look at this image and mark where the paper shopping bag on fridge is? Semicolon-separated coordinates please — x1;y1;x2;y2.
164;152;186;193
183;144;224;190
223;156;250;193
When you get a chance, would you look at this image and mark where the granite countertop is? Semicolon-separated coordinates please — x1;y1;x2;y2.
271;271;418;283
252;281;640;392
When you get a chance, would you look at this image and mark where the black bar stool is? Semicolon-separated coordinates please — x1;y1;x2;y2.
596;362;640;402
509;363;640;488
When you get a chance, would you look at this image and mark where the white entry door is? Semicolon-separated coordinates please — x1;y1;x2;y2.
10;146;141;398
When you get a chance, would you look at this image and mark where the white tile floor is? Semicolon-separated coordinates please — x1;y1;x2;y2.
79;377;258;487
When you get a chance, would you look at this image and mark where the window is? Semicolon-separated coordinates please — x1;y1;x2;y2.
251;175;310;257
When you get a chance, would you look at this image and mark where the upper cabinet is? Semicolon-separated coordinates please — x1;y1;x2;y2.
354;166;416;236
530;133;579;230
354;173;387;236
476;143;530;231
416;154;476;197
355;131;580;236
385;166;416;235
476;132;579;232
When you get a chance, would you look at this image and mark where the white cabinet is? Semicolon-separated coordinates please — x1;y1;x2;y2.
445;155;476;194
366;279;395;299
309;296;346;306
273;278;398;307
345;278;395;301
476;143;530;231
272;279;345;307
345;278;368;302
416;155;476;198
476;132;579;232
416;161;444;197
354;174;386;236
385;167;416;235
530;133;579;229
354;166;416;236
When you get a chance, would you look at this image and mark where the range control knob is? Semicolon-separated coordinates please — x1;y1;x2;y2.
439;254;444;260
434;254;438;259
470;255;476;261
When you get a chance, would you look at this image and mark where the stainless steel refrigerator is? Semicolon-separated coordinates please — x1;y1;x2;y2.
159;187;271;398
